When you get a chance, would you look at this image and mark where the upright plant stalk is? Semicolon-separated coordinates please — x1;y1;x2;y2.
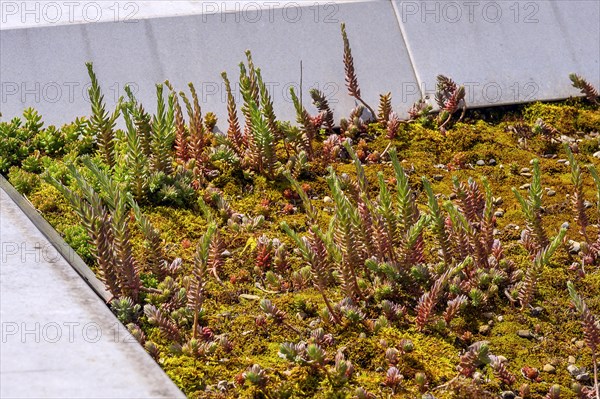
221;72;245;157
567;281;599;399
565;145;590;243
129;197;169;280
83;159;141;300
513;159;549;254
341;23;376;120
151;84;175;175
569;73;600;105
165;82;190;164
310;88;335;134
415;258;469;331
327;169;365;299
588;165;600;263
282;223;341;325
122;105;150;201
239;60;277;178
86;62;121;168
518;228;566;309
256;68;281;141
180;83;209;168
189;224;216;338
124;85;153;158
378;92;392;124
423;177;453;266
290;87;316;160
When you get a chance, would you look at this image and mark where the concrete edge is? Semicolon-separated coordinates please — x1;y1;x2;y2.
0;174;112;303
0;0;367;32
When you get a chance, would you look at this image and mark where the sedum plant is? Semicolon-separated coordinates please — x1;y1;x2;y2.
570;73;599;105
221;51;282;178
518;227;566;309
435;75;466;130
340;23;376;120
567;282;599;399
85;63;121;169
513;159;549;255
46;159;141;301
310;88;335;134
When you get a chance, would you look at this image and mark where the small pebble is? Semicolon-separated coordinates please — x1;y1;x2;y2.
501;391;516;399
561;135;574;143
567;365;580;376
543;364;556;374
221;250;232;257
323;196;333;204
493;197;504;205
239;294;260;301
521;167;531;173
521;172;532;178
568;355;577;364
497;355;508;363
433;174;443;181
575;340;585;349
517;329;535;339
584;200;593;209
495;210;504;217
562;222;570;229
479;325;490;335
488;158;497;166
547;189;556;197
557;159;567;164
570;241;581;254
476;160;486;166
520;184;531;190
530;306;544;317
497;315;504;322
593;151;600;159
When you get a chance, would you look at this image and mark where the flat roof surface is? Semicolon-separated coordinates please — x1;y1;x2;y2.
0;184;184;398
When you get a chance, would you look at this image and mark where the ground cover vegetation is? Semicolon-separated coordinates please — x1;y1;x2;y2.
1;24;600;399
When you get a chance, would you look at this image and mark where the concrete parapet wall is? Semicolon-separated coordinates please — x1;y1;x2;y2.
1;0;598;128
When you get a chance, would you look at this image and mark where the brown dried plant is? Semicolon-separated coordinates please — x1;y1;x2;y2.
341;23;376;120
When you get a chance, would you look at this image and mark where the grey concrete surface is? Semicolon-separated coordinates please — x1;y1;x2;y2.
0;1;418;127
0;185;185;398
393;0;600;108
0;0;598;128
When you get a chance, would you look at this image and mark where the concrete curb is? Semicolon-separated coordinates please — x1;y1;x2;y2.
0;176;186;398
0;174;111;302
